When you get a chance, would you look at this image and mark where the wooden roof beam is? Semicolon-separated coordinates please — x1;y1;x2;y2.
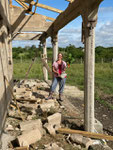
34;0;38;13
66;0;74;3
20;0;63;13
9;0;13;6
39;0;103;41
14;0;55;21
33;2;63;13
15;0;28;10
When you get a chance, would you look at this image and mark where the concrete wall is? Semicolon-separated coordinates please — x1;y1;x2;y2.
0;0;13;136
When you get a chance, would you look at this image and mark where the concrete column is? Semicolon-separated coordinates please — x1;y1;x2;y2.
42;40;48;81
51;33;58;63
82;9;98;132
84;25;95;132
51;33;59;92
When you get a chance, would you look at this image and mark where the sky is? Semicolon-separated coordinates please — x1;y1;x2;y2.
12;0;113;48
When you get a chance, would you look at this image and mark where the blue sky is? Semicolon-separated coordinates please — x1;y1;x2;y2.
12;0;113;48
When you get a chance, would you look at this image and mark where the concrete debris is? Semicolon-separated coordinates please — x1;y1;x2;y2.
38;100;55;111
44;143;64;150
3;79;111;150
17;128;42;147
24;91;32;99
73;143;82;150
20;119;43;131
82;137;93;148
88;144;112;150
19;103;37;110
44;113;61;135
70;134;83;144
70;134;93;148
5;124;14;131
1;133;15;150
27;115;33;120
94;119;103;134
47;113;61;125
23;80;38;87
44;123;56;135
32;86;38;92
14;87;26;94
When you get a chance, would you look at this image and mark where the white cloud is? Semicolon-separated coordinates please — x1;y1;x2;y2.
12;40;40;47
57;27;83;47
96;21;113;47
99;7;113;13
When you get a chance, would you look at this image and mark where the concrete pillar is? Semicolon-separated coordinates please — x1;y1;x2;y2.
42;40;48;81
0;0;13;137
82;9;98;132
51;33;58;63
84;25;95;132
51;33;59;92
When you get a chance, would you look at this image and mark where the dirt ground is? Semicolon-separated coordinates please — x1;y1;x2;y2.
95;99;113;148
64;90;113;149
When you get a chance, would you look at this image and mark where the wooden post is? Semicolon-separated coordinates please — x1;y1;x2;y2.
101;58;103;64
9;0;12;6
82;8;98;132
42;40;48;81
81;57;83;64
51;33;58;63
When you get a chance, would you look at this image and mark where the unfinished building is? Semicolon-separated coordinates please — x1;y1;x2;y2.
0;0;103;140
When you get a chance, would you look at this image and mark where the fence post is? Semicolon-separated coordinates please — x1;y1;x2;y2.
101;58;103;64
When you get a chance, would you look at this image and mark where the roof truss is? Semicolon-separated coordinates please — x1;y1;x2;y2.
14;0;56;21
39;0;103;41
20;0;63;13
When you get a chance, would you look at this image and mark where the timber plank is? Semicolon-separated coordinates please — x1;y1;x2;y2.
58;128;113;141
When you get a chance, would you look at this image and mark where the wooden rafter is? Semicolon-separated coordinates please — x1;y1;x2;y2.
15;0;28;9
39;0;103;41
9;0;13;6
58;128;113;141
66;0;74;3
14;0;55;21
20;0;63;13
34;0;38;13
32;2;63;13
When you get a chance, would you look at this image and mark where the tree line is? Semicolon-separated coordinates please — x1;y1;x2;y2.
13;45;113;64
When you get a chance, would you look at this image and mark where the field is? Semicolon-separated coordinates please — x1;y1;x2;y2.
13;59;113;107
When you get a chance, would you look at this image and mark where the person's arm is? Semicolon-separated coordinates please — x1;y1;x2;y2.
63;61;67;72
52;66;59;74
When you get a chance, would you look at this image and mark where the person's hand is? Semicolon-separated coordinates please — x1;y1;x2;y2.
57;72;60;76
56;71;60;77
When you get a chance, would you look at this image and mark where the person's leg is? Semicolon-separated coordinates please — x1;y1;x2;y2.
59;78;66;101
46;77;58;100
50;77;59;92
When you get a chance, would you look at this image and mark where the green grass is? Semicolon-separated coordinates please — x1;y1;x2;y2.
66;63;84;90
13;59;44;80
95;63;113;96
13;60;113;107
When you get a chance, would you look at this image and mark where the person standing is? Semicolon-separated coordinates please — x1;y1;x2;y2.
46;53;67;101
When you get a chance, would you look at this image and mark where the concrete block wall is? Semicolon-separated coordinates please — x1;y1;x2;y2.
0;0;13;137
